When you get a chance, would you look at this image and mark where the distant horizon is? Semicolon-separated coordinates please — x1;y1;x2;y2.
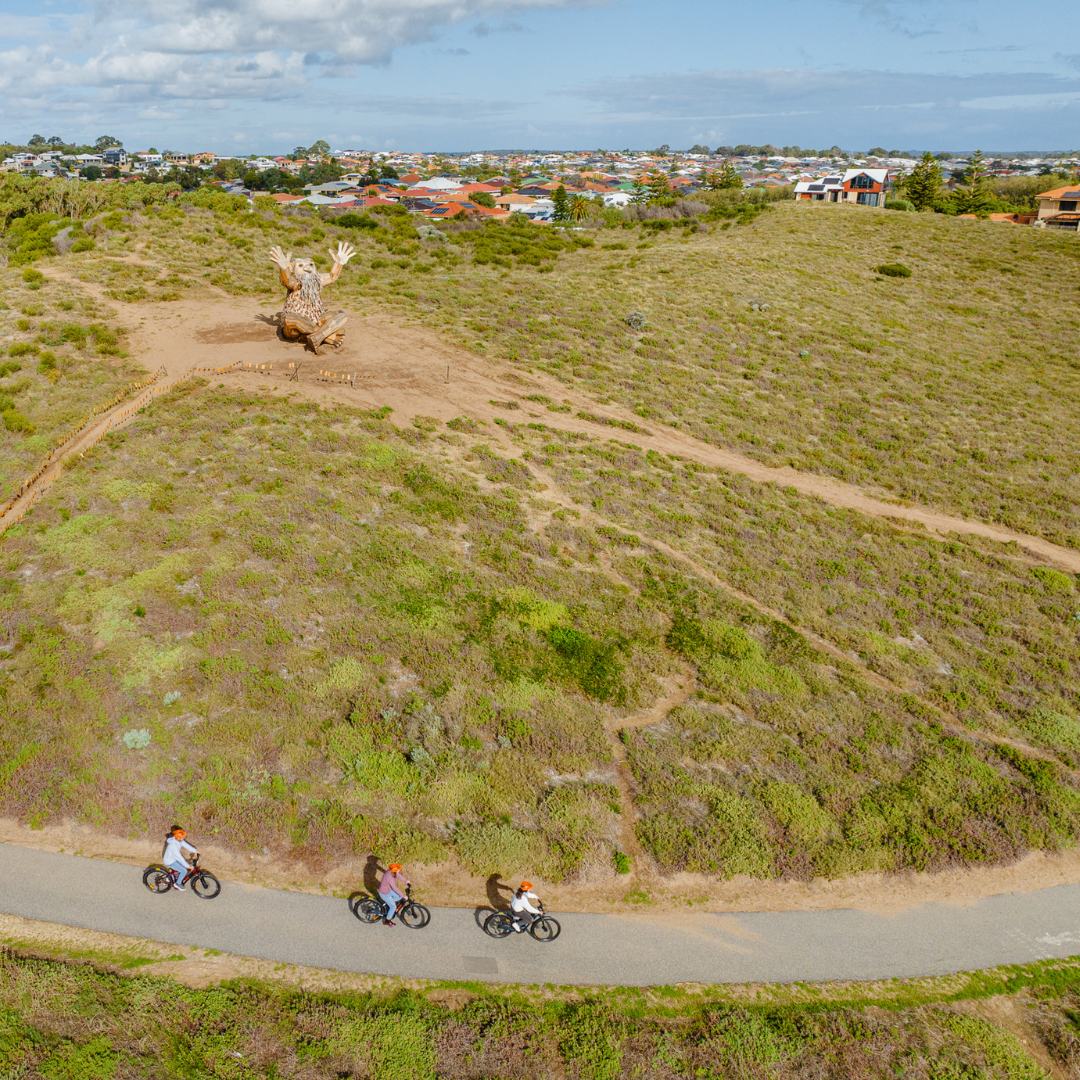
1;0;1077;152
5;142;1079;161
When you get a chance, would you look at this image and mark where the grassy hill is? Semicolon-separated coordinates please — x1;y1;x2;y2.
1;196;1079;894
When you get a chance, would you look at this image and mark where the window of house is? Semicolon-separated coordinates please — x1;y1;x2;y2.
850;174;874;189
1061;201;1078;212
856;192;878;205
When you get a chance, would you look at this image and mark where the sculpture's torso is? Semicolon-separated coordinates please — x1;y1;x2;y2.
283;273;324;325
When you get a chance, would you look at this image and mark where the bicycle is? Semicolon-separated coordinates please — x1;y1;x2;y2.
351;884;431;928
142;854;221;899
483;904;561;942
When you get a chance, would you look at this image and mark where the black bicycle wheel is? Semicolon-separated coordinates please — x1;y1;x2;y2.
483;911;514;938
400;903;431;929
354;898;383;924
530;916;561;943
192;872;221;899
143;866;171;893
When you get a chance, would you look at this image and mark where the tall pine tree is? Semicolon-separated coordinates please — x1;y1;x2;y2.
717;160;742;190
646;171;672;204
952;150;993;217
903;152;942;210
552;184;570;221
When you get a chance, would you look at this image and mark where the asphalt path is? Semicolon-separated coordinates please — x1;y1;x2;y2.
6;844;1080;986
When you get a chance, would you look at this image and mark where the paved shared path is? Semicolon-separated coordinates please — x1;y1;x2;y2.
6;844;1080;985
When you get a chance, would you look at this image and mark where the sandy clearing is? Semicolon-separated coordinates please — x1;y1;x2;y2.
22;281;1080;571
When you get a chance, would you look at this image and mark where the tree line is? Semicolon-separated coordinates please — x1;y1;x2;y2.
896;151;1078;215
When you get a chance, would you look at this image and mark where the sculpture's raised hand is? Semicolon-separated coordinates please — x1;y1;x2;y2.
268;246;292;270
330;241;356;267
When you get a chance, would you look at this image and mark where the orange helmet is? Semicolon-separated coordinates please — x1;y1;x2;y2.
173;828;187;839
520;881;533;891
389;863;402;873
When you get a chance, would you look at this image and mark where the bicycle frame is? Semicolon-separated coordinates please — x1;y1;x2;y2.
166;857;199;887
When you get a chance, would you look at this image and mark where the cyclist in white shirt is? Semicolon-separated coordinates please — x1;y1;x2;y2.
510;881;541;932
162;825;199;891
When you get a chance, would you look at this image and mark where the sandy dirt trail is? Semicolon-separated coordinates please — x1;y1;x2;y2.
181;299;1080;571
17;284;1080;571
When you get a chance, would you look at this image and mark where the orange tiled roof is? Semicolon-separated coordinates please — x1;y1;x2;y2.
1034;186;1080;199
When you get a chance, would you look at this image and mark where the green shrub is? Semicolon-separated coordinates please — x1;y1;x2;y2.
21;267;46;288
544;625;626;703
347;749;424;794
1;409;33;434
1024;708;1080;751
89;324;120;355
885;199;915;211
557;1002;623;1080
939;1013;1045;1080
1031;566;1075;595
454;820;543;876
876;262;912;278
7;343;37;357
757;781;837;845
334;1013;436;1080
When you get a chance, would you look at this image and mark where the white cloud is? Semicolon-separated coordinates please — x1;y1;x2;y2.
0;0;595;131
104;0;581;64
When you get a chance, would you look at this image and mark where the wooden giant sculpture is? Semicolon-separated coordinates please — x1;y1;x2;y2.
268;242;355;353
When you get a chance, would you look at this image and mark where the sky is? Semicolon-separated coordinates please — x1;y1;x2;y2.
1;0;1079;154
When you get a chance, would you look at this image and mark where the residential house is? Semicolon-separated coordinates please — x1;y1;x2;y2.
839;168;889;206
410;177;461;192
493;193;537;212
794;176;844;201
1035;186;1080;231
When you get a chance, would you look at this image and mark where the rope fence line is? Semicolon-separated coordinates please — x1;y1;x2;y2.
2;366;168;518
0;352;379;536
0;361;244;536
315;370;359;387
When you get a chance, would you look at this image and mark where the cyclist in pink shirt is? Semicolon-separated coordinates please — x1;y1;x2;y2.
378;863;410;927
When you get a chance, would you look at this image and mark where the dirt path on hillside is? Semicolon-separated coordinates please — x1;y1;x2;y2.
23;281;1080;571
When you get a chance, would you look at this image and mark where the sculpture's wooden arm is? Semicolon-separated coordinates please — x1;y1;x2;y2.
268;246;299;291
320;241;356;286
278;263;299;291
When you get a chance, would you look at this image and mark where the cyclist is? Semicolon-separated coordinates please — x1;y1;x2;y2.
162;825;198;891
510;881;541;933
378;862;410;927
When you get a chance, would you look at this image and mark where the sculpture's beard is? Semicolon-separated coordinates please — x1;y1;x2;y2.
298;270;322;306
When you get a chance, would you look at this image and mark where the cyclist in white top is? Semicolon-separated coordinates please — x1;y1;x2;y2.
162;825;199;891
510;881;541;932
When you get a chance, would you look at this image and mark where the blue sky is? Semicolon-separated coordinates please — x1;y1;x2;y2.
1;0;1078;153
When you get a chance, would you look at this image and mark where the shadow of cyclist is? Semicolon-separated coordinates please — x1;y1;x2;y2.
364;854;383;896
348;854;385;914
487;873;513;911
472;874;513;929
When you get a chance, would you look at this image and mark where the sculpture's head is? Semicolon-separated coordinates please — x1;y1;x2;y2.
293;257;318;277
